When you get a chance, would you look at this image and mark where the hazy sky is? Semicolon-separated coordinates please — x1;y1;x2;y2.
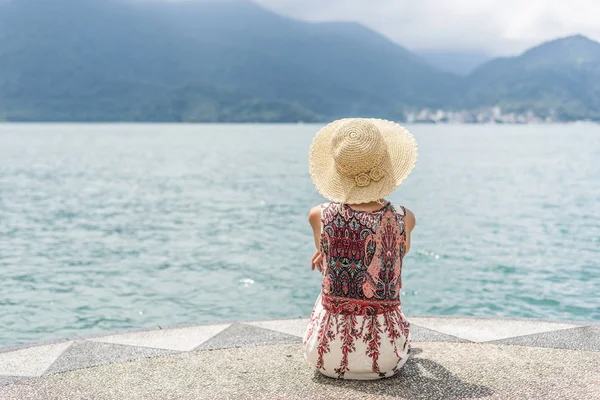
254;0;600;55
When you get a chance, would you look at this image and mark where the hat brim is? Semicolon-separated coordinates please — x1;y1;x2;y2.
308;118;418;204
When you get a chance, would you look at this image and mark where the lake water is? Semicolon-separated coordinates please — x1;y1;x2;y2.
0;123;599;347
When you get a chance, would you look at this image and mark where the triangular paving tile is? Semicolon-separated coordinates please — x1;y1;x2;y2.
409;325;466;343
246;319;309;338
45;341;175;375
409;317;578;342
89;323;231;351
490;326;600;351
196;323;301;351
246;318;466;343
0;342;72;377
0;375;28;386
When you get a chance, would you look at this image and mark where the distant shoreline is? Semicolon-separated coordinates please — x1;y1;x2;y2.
0;121;598;125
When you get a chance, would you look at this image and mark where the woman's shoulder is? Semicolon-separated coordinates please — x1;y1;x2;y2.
308;202;332;218
309;202;340;223
399;205;416;231
308;205;321;223
389;204;415;227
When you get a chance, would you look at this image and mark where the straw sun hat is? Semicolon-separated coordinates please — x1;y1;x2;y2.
308;118;418;204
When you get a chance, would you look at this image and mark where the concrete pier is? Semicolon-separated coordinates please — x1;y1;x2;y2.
1;316;599;399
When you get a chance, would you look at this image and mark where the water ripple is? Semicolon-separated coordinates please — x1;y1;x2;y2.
1;123;599;347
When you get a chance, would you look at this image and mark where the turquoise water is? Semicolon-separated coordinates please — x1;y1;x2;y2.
1;123;599;347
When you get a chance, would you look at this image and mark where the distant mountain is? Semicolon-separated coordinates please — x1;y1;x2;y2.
0;0;599;122
466;35;600;120
0;0;461;122
0;0;201;121
136;0;463;117
416;50;492;75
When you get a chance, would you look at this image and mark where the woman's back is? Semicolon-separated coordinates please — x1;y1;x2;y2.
321;201;406;305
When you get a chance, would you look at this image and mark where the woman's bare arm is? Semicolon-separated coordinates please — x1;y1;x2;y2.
404;208;416;254
308;205;322;271
308;205;321;248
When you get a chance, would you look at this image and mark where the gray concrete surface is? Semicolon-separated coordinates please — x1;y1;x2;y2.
0;316;598;399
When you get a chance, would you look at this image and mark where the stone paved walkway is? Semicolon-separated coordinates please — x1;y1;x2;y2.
1;316;598;399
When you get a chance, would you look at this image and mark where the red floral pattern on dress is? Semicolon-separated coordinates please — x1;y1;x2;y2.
306;202;411;378
315;312;333;370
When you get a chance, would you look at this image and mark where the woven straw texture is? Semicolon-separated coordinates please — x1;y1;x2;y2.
308;118;418;204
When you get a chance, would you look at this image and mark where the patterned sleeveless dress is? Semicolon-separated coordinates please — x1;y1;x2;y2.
302;201;411;380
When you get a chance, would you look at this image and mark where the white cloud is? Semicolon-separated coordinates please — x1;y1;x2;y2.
254;0;600;55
